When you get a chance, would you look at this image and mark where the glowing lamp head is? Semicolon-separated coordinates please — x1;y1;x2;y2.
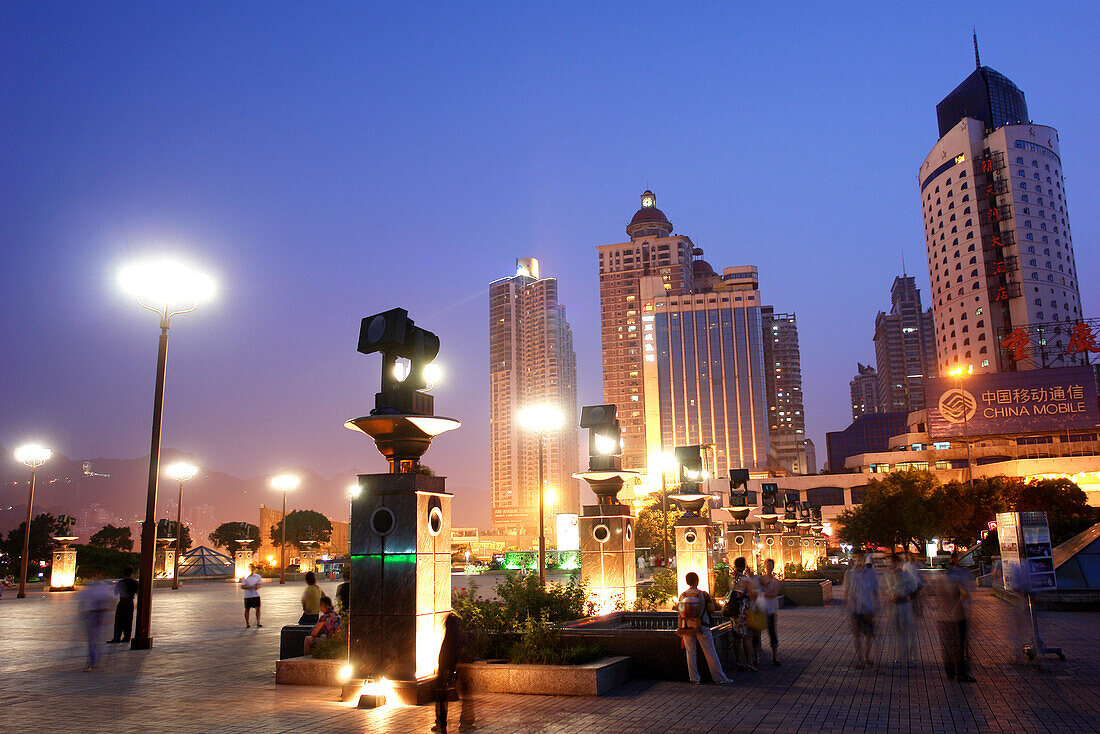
593;432;619;456
544;488;557;506
517;404;564;434
118;259;215;310
422;362;442;390
14;443;52;468
947;364;973;378
271;474;300;493
166;461;198;483
346;483;362;500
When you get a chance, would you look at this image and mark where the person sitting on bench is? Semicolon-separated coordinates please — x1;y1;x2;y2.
303;596;341;655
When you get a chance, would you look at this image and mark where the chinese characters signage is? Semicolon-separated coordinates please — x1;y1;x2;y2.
926;365;1100;439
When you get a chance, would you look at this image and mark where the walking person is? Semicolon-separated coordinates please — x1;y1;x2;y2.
240;564;263;628
843;551;879;668
758;558;782;666
677;572;733;685
432;612;475;733
299;571;323;625
901;551;926;617
78;580;114;671
942;551;976;682
888;553;919;667
725;557;757;671
107;566;139;644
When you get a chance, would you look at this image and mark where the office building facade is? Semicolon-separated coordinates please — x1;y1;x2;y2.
873;276;938;413
849;363;879;420
920;55;1083;374
489;258;579;534
762;307;813;474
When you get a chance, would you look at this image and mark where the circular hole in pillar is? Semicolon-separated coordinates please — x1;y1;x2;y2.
685;529;697;544
734;535;744;545
625;523;633;542
428;506;443;536
766;537;774;546
370;506;396;536
593;524;610;544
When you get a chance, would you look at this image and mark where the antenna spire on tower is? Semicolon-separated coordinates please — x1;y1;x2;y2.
973;28;981;68
901;250;907;277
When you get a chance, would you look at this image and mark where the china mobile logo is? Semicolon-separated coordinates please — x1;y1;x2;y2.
939;388;977;424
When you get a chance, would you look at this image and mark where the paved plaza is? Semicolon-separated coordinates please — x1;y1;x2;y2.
0;581;1096;733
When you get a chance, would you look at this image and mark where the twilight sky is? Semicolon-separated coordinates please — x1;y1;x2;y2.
3;2;1099;525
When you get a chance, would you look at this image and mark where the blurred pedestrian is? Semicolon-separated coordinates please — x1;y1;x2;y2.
107;566;139;643
725;557;757;671
888;553;919;667
901;551;926;617
942;551;976;682
679;571;733;684
335;566;350;615
299;571;323;625
757;558;782;666
79;580;114;671
240;564;263;628
843;551;879;668
433;612;475;733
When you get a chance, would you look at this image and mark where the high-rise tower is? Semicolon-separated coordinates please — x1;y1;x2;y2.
919;49;1083;374
873;276;938;412
849;363;879;420
762;307;813;474
489;258;579;534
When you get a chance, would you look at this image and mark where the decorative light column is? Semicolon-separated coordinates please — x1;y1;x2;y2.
670;445;713;596
14;443;51;599
757;483;783;570
233;538;254;581
299;539;318;574
725;472;756;568
271;474;300;584
50;516;78;591
165;461;197;590
119;257;215;650
518;403;564;587
575;404;638;614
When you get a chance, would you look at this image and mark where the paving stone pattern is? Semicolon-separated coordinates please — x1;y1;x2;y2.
0;580;1097;733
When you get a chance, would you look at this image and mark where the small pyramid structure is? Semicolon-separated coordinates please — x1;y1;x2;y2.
177;545;234;577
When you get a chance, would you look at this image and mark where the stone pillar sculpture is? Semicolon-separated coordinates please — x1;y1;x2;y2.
757;482;783;570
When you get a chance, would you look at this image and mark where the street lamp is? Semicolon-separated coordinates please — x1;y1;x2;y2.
13;443;51;599
517;403;563;587
165;461;198;590
271;474;300;584
119;257;214;650
947;364;975;488
660;452;678;564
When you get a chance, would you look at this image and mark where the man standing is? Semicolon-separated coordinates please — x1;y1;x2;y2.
844;551;879;668
889;553;920;667
107;566;139;644
241;564;263;628
943;551;976;682
677;572;733;684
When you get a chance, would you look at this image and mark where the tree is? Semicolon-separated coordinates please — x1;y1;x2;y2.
634;499;677;557
1;513;67;581
209;522;260;552
156;519;193;552
1010;478;1097;545
89;524;134;551
75;543;140;580
270;509;333;550
836;470;942;551
938;477;1015;546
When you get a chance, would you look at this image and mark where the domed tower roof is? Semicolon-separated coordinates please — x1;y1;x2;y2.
626;190;673;238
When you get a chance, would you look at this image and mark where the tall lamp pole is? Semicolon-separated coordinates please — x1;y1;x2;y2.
518;404;563;587
14;444;52;599
166;461;198;590
271;474;299;584
948;365;975;488
120;258;215;650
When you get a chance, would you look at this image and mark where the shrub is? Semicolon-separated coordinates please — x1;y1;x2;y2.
507;614;607;666
635;567;677;610
712;563;730;599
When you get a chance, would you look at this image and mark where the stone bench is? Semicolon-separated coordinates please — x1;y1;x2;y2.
275;656;346;686
780;579;832;606
458;656;631;696
280;625;314;660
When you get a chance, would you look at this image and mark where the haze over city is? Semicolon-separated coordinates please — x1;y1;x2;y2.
3;2;1100;532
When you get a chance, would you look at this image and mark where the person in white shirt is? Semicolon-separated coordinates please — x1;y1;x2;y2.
240;564;264;628
757;558;782;666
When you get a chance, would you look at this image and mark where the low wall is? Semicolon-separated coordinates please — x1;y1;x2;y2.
459;656;631;696
275;657;345;686
780;579;832;606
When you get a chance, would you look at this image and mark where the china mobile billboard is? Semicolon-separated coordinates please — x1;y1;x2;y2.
926;365;1100;439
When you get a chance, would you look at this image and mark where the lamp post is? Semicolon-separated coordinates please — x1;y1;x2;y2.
517;404;563;587
271;474;299;584
947;365;974;488
660;453;678;565
120;258;214;650
14;443;52;599
165;461;197;590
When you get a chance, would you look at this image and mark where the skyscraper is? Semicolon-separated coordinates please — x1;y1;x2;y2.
489;258;579;535
849;363;879;420
599;192;770;487
761;307;813;474
919;46;1083;374
873;275;938;413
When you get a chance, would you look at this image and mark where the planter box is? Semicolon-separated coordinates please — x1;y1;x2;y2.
275;656;346;686
458;656;631;696
780;579;832;606
280;625;314;659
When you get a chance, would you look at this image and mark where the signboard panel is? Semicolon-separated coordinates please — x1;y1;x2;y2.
926;365;1099;439
997;511;1057;592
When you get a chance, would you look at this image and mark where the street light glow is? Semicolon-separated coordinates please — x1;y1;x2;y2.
347;483;362;500
947;364;973;377
166;461;198;482
271;474;300;492
118;258;216;310
544;488;557;506
14;443;52;467
517;404;563;434
593;433;618;455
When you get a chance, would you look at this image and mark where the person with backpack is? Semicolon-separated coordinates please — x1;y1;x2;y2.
677;572;733;685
